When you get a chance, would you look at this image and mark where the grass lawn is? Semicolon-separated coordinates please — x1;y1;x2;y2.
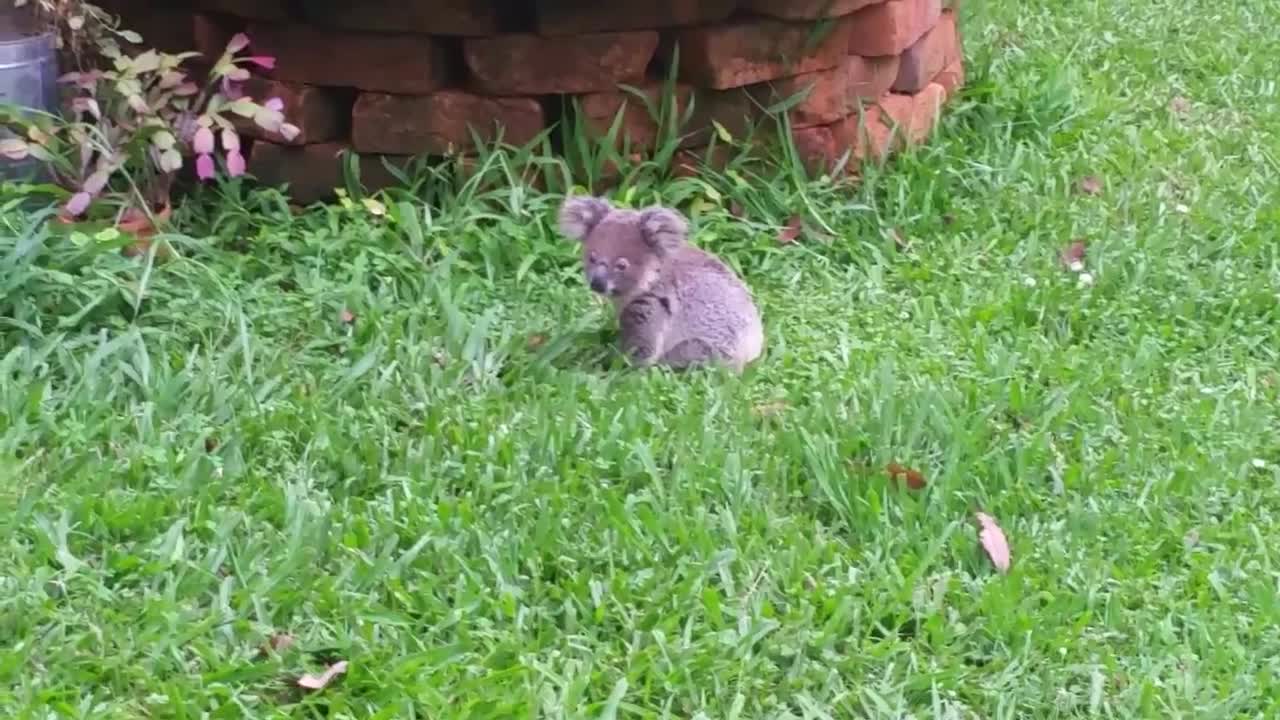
4;0;1280;717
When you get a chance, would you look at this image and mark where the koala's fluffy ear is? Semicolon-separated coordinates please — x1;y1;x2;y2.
559;195;612;241
639;207;688;257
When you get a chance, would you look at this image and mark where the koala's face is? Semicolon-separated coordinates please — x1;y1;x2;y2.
580;219;655;298
559;195;689;299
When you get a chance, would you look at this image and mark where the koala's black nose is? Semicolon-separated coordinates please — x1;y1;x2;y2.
589;277;608;293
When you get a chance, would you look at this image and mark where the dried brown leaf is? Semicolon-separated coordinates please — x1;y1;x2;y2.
890;228;912;253
729;201;745;218
260;633;296;657
974;511;1011;573
297;660;348;691
777;215;802;245
526;334;548;350
1169;95;1191;115
886;463;927;490
1060;240;1087;271
1077;175;1103;196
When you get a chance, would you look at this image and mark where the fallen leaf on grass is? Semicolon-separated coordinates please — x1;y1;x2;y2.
1077;176;1103;196
886;463;926;490
1169;95;1191;115
339;309;355;324
297;660;348;690
259;633;296;658
1060;240;1087;272
974;511;1011;573
526;334;548;350
889;228;912;253
777;215;802;244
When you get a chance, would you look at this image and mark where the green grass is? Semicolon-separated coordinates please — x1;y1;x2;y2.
4;0;1280;717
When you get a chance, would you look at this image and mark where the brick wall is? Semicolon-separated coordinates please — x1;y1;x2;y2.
102;0;965;203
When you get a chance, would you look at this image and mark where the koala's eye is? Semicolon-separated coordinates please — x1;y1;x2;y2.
614;258;630;271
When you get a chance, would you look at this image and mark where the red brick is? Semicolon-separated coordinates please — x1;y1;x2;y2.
747;54;898;128
665;16;856;90
933;57;965;99
247;142;408;204
300;0;498;36
465;32;658;95
892;9;958;92
790;106;881;175
247;23;450;94
741;0;886;19
848;54;901;99
193;13;238;62
874;82;946;149
848;0;941;57
237;78;350;146
536;0;737;35
197;0;291;21
577;83;694;151
680;88;762;149
96;1;196;55
352;91;546;155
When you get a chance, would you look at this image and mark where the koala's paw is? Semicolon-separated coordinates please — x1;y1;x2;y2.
619;293;670;365
639;207;688;256
559;195;612;241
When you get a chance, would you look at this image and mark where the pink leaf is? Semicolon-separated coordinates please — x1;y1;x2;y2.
127;94;149;114
279;123;301;142
71;97;101;119
226;150;246;177
975;512;1011;574
297;661;348;691
253;107;284;133
158;70;186;89
221;128;240;152
174;82;199;97
264;97;284;113
227;67;251;82
193;126;215;155
245;55;276;69
226;33;250;54
66;191;92;216
196;153;215;180
83;169;111;194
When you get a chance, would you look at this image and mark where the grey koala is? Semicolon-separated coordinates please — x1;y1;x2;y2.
558;195;764;372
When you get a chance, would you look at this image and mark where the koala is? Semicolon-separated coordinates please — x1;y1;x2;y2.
558;195;764;372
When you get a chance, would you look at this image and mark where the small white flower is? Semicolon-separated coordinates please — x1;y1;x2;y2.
1175;203;1190;214
1252;458;1269;469
1077;272;1094;287
1023;276;1037;287
1068;260;1085;273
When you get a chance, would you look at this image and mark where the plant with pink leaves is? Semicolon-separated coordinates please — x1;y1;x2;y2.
0;29;297;226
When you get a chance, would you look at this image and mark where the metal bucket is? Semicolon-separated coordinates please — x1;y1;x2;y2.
0;28;59;182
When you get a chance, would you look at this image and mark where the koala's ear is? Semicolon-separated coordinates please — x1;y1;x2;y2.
639;207;688;257
558;195;612;242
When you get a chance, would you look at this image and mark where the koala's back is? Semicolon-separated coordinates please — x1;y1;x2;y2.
657;246;764;367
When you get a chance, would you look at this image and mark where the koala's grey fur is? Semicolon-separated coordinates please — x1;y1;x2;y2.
558;195;764;372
